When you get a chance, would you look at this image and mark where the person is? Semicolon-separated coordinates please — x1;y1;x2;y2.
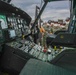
39;26;46;46
33;25;40;44
40;26;46;34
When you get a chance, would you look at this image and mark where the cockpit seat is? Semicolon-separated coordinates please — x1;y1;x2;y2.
19;59;76;75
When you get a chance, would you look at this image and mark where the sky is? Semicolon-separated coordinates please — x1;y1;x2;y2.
11;0;70;22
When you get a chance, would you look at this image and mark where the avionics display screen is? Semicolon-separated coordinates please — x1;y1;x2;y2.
9;30;16;38
0;15;8;29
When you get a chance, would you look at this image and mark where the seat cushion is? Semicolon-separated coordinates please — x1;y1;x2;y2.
20;59;76;75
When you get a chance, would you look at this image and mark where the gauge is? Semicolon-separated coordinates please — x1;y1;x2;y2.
15;22;17;25
7;17;10;22
14;18;16;22
17;29;22;37
0;18;8;29
19;24;21;28
11;23;13;27
16;27;18;29
12;18;14;22
13;23;15;26
20;24;21;28
22;28;24;32
20;24;22;28
18;19;20;23
14;26;16;29
10;18;13;22
24;25;26;29
24;20;27;25
21;19;23;23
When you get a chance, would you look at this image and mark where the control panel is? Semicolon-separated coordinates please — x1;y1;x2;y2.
6;40;63;62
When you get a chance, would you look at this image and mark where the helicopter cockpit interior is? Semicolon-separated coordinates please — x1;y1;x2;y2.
0;0;76;75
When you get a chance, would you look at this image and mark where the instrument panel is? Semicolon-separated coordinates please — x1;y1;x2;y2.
6;16;30;37
0;13;31;43
6;40;63;62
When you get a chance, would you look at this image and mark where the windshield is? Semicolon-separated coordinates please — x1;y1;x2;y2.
11;0;70;22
